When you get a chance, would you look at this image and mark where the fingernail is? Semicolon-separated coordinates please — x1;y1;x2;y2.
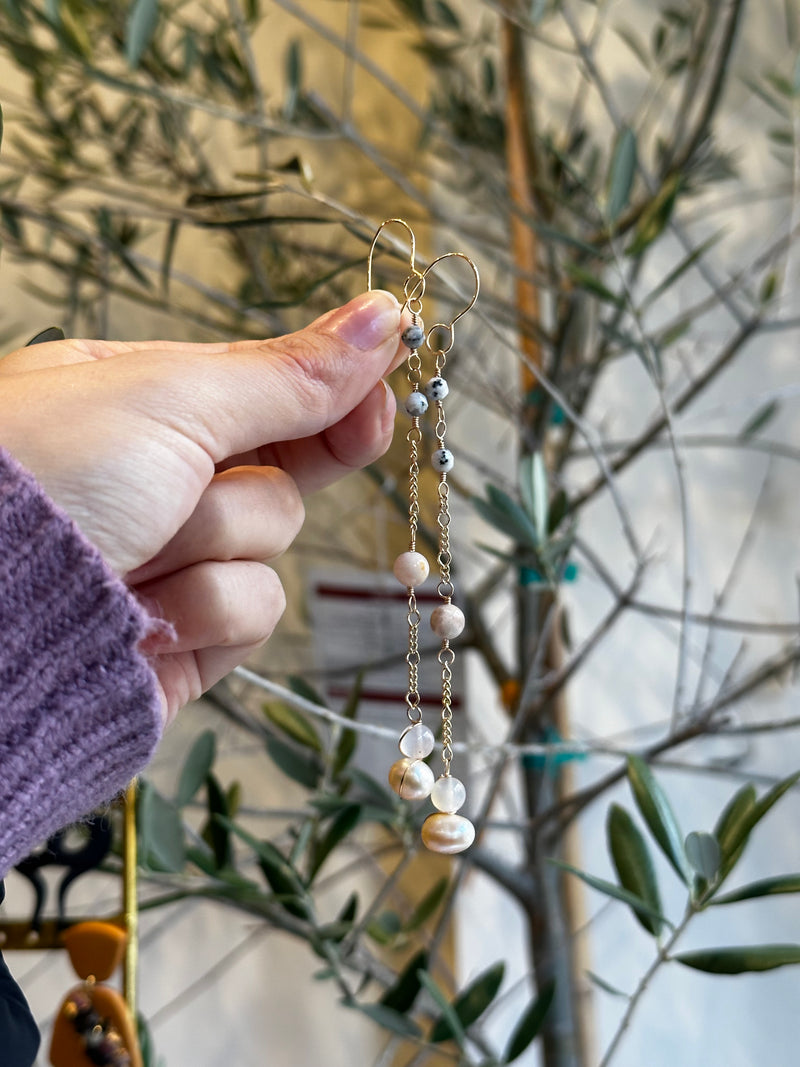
328;290;400;351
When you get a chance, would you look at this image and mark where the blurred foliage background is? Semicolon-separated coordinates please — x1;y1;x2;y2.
2;1;800;1065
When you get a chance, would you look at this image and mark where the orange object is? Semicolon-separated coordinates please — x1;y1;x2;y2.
49;922;142;1067
50;984;142;1067
501;677;521;711
61;922;127;982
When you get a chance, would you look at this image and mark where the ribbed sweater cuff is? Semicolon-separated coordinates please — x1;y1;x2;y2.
0;448;163;877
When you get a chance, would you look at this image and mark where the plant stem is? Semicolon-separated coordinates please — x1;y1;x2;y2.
597;906;695;1067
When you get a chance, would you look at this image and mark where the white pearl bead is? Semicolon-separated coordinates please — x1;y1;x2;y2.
430;604;465;640
393;551;429;587
425;377;449;401
431;775;466;813
421;813;475;854
399;722;435;759
388;757;434;800
405;391;429;417
432;448;454;473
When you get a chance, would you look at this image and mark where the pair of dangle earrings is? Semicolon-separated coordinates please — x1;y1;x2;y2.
368;219;479;855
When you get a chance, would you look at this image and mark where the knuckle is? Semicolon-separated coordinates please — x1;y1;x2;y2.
272;468;306;535
203;562;285;647
253;566;286;645
260;468;305;557
269;332;345;420
200;564;239;645
204;485;238;559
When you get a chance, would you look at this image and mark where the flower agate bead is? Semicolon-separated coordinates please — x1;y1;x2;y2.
430;604;465;640
389;757;434;800
425;377;449;401
399;722;435;759
432;448;454;473
421;813;475;854
405;391;429;417
393;551;429;587
402;323;425;349
431;774;466;813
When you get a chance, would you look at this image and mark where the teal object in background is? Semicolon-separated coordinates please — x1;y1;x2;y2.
520;562;578;586
522;726;588;771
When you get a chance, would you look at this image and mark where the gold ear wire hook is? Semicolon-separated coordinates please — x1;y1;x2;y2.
420;251;480;352
367;218;419;293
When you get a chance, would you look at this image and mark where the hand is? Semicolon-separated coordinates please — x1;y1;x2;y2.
0;290;407;719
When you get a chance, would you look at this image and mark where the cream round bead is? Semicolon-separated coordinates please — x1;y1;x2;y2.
393;551;429;587
399;722;435;759
431;775;466;814
430;604;465;640
421;812;475;854
389;757;434;800
432;448;454;473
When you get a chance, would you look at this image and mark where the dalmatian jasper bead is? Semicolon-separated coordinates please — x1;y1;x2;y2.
432;448;454;473
425;376;449;402
404;391;429;417
401;323;426;349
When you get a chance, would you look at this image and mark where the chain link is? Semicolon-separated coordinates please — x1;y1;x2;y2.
406;311;423;385
407;423;421;552
438;646;455;770
406;592;422;723
432;345;457;775
404;309;425;722
403;270;425;313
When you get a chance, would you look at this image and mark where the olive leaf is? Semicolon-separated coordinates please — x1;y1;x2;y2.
503;978;555;1062
606;125;637;222
685;831;721;883
550;858;671;929
627;755;692;884
126;0;160;69
674;945;800;974
607;804;664;936
429;962;505;1043
176;729;216;807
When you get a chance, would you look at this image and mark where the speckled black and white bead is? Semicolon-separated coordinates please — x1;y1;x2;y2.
404;391;429;417
432;448;454;473
425;377;449;401
401;323;426;350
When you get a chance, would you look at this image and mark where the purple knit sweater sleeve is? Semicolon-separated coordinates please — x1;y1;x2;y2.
0;448;163;877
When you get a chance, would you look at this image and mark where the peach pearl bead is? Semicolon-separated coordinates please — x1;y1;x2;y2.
388;757;434;800
393;551;430;588
430;603;465;640
421;813;475;854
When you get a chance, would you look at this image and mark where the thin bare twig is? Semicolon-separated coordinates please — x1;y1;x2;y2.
597;905;695;1067
570;316;762;512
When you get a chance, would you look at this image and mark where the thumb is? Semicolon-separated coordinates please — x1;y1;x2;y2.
150;289;404;461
